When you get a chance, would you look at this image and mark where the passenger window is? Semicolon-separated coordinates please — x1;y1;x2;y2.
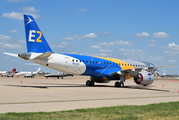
113;63;115;65
83;60;85;62
93;61;95;63
72;59;74;62
107;62;109;64
80;60;81;62
128;64;129;66
104;62;106;64
86;61;88;63
110;63;112;64
125;64;126;66
122;64;123;66
90;61;91;63
96;61;97;63
76;60;78;62
119;63;120;65
101;62;103;64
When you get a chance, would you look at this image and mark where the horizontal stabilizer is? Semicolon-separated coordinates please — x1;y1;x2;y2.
3;52;18;57
34;51;53;60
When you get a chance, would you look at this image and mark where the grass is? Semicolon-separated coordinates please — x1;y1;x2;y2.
0;101;179;120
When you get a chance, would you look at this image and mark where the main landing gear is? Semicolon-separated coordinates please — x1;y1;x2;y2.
115;81;124;87
86;80;95;86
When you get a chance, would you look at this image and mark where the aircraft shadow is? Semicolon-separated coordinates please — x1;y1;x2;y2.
5;84;170;92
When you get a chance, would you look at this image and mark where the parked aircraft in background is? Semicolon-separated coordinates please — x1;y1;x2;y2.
0;68;16;77
15;67;41;78
44;72;73;79
4;14;175;87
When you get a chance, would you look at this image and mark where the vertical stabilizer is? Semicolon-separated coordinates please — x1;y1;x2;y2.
24;14;53;53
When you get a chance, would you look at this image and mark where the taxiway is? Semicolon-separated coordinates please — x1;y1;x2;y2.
0;76;179;113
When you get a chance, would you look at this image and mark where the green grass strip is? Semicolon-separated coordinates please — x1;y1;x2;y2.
0;101;179;120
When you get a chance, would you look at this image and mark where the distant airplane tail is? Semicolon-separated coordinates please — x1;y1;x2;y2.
24;14;53;53
36;67;41;73
12;68;16;74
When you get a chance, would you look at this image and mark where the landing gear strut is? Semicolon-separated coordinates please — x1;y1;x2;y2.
115;81;124;87
86;80;94;86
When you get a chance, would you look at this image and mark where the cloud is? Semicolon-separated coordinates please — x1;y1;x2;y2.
148;56;164;61
148;40;157;43
18;39;26;44
0;34;11;40
19;7;39;12
99;49;113;52
61;33;97;40
168;60;177;63
152;32;170;38
148;44;156;48
119;48;146;56
2;12;39;20
66;31;70;34
161;42;179;56
100;53;112;57
135;32;150;37
77;8;86;11
7;30;18;33
4;44;22;49
135;32;150;39
99;40;132;46
91;45;101;49
51;42;73;48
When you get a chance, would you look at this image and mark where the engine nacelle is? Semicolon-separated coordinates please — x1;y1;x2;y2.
134;71;154;85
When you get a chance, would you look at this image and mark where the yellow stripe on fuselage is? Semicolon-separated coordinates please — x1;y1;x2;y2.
95;56;134;70
95;56;134;79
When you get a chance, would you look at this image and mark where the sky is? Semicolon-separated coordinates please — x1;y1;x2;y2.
0;0;179;74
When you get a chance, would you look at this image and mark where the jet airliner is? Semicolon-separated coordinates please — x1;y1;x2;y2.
5;15;175;87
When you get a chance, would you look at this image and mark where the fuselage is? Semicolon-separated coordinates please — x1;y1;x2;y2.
28;53;151;80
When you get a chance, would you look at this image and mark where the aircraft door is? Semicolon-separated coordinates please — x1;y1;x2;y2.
65;57;70;67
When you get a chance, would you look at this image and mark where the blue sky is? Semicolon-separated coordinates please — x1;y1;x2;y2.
0;0;179;74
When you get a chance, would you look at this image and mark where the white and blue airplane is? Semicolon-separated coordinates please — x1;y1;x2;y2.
5;14;175;87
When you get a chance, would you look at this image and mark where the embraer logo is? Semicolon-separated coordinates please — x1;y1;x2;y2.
25;16;33;25
28;30;42;42
148;76;151;81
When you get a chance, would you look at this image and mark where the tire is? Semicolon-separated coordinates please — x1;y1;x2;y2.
115;82;120;87
89;81;94;86
86;80;90;86
120;82;124;87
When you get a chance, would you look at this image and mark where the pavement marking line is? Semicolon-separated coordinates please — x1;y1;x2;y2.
0;95;178;105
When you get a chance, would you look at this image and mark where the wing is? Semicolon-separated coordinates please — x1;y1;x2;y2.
108;64;176;78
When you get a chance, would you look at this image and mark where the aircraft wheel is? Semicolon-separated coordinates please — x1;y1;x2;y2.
89;80;94;86
86;80;90;86
62;77;63;79
115;82;120;87
120;82;124;87
115;82;124;87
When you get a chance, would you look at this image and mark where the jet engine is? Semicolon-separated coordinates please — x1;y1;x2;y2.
134;71;154;86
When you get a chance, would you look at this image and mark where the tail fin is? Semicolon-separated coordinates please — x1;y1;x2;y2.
24;14;53;53
12;68;16;74
36;67;41;73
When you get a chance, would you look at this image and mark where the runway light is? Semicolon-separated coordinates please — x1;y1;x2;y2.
163;84;164;87
21;81;22;83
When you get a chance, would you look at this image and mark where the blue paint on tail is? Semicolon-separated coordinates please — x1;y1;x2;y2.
24;14;53;53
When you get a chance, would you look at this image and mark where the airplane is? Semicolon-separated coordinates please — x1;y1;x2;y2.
15;67;41;78
44;72;73;79
4;14;175;87
0;68;16;77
